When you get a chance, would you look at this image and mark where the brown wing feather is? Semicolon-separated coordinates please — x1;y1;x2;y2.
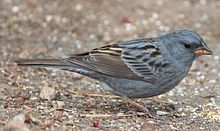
65;44;143;80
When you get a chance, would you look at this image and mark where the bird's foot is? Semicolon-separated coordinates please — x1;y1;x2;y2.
122;97;156;118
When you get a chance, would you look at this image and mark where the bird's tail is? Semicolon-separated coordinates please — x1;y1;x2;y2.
14;58;72;69
14;58;99;79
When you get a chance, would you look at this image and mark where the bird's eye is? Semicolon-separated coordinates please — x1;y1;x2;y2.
184;43;191;49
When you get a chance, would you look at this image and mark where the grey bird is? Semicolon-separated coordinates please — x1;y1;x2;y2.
14;29;213;117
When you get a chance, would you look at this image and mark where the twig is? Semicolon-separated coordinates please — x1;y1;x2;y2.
67;90;170;103
79;113;135;118
67;90;120;98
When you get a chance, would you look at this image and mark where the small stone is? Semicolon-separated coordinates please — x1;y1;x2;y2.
122;17;135;24
40;86;56;100
152;13;159;20
155;20;161;26
164;26;170;32
141;122;156;131
183;1;191;7
13;114;26;122
4;114;30;131
214;55;219;60
53;101;65;110
12;6;20;13
125;24;136;32
75;4;82;11
156;0;164;6
156;110;169;115
179;14;186;19
194;23;202;29
200;14;208;21
61;17;68;23
200;0;207;5
45;15;53;22
208;79;216;84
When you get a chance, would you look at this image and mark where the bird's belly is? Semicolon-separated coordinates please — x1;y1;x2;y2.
99;73;185;98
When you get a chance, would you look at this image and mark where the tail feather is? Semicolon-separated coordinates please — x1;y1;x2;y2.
14;58;99;79
14;58;71;68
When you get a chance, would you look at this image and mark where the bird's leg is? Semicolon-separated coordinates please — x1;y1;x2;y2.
122;96;155;118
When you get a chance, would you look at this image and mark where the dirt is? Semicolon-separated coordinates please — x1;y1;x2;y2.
0;0;220;130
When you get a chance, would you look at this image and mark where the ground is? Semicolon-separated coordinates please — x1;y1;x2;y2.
0;0;220;130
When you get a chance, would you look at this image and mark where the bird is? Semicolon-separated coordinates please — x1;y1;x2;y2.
14;29;213;117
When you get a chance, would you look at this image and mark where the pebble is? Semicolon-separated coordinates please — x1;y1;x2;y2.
12;6;20;13
213;55;219;60
200;0;207;5
183;1;191;7
200;14;208;21
61;17;68;23
45;15;53;22
168;90;174;96
156;0;164;6
125;24;136;32
75;40;82;49
152;13;159;20
156;110;169;116
194;23;202;29
75;4;82;11
140;122;156;131
155;20;161;26
208;79;216;84
39;86;56;100
3;114;30;131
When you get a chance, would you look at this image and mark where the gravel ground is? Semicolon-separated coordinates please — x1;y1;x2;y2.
1;0;220;130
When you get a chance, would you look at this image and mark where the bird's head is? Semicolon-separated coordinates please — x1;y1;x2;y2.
160;29;213;67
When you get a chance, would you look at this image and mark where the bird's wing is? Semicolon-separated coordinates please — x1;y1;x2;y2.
120;41;176;82
65;44;142;79
65;39;176;83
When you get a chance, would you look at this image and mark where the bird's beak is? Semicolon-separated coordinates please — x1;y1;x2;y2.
194;42;213;55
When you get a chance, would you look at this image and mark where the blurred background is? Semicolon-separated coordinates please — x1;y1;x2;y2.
0;0;220;130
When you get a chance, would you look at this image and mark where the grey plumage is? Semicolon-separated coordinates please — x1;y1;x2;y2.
14;29;213;98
